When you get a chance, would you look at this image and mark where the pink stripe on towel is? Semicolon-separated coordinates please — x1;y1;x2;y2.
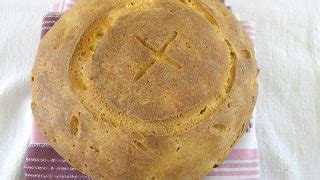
226;149;259;160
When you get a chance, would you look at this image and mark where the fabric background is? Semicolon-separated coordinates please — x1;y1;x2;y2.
226;0;320;179
0;0;319;179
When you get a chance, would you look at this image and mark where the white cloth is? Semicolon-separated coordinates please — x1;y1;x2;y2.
0;0;319;179
0;1;53;179
227;0;320;179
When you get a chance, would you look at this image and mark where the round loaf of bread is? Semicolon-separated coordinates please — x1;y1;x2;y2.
31;0;258;179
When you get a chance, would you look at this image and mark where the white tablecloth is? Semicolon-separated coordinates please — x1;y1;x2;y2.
0;0;319;179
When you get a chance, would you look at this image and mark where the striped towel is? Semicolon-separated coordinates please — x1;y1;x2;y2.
25;0;259;179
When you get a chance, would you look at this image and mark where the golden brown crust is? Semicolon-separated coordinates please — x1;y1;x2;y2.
31;0;258;179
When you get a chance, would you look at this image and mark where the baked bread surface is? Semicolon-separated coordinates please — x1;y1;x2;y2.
32;0;258;179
